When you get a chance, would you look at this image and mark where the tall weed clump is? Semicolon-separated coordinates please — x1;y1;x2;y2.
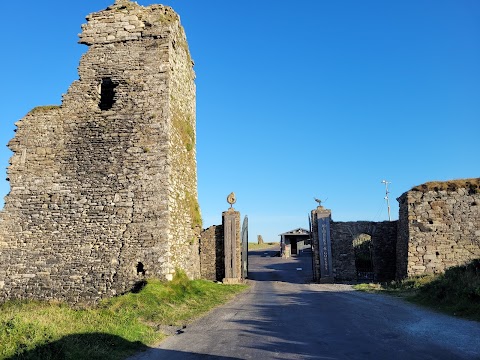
354;259;480;321
412;259;480;320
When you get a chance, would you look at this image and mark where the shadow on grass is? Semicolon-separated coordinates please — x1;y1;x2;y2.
5;332;245;360
5;332;146;360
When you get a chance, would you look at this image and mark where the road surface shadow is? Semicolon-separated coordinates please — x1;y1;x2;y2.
243;246;480;359
130;348;242;360
128;247;480;360
230;286;480;359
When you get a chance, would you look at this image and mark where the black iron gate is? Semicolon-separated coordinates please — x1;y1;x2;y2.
241;215;248;279
353;234;374;281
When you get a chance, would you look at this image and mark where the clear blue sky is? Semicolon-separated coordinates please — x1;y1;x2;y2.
0;1;479;242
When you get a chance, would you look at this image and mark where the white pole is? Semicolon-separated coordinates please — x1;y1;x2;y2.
381;180;392;221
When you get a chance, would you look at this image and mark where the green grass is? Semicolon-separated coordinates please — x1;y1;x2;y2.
354;259;480;321
185;191;202;229
248;242;279;250
28;105;61;114
411;177;479;193
0;271;247;360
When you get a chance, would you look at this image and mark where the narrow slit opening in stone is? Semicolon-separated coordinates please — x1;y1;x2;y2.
99;77;117;110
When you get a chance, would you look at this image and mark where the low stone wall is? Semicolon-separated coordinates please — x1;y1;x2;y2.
396;179;480;278
199;225;224;281
331;221;397;281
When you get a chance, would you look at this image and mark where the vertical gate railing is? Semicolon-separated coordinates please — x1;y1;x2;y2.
241;215;248;279
353;234;374;281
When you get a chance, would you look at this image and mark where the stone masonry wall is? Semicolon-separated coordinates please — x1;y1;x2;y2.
311;179;479;282
331;221;397;281
311;205;397;283
199;225;224;282
396;190;410;279
0;0;200;304
396;178;480;278
167;13;200;279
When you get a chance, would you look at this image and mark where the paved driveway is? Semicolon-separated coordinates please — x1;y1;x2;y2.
128;248;480;359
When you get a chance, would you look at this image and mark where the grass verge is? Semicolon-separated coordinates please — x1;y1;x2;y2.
0;271;247;360
248;242;279;250
354;259;480;322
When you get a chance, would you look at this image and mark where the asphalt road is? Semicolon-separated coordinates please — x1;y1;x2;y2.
128;248;480;360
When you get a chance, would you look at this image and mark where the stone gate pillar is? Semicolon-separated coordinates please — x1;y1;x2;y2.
312;206;333;283
222;208;241;283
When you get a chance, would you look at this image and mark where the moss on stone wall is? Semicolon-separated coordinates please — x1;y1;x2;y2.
28;105;61;114
157;7;179;24
411;178;479;193
186;191;202;229
176;37;193;66
172;113;195;152
112;3;137;11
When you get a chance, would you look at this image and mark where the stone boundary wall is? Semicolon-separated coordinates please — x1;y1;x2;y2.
0;0;200;304
199;225;224;281
396;179;480;278
330;221;397;281
312;178;479;282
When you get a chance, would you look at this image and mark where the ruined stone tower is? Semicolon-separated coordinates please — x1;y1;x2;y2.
0;0;200;304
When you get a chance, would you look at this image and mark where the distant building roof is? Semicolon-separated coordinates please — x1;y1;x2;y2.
279;228;310;236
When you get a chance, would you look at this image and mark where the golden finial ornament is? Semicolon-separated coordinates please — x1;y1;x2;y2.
227;192;236;208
